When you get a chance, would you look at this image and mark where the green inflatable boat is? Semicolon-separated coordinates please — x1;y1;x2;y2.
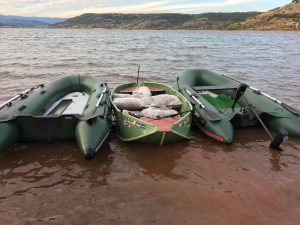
0;75;111;160
177;69;300;145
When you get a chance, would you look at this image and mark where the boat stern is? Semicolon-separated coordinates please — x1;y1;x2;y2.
75;117;111;160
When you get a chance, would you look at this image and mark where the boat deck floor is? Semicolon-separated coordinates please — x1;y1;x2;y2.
43;92;89;116
200;92;241;109
141;117;180;132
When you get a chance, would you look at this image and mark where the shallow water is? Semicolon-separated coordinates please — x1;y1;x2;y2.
0;28;300;225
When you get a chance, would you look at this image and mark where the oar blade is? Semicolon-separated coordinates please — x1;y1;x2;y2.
205;108;222;121
269;129;288;150
281;103;300;116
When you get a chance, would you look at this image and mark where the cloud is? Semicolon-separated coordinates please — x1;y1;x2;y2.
54;1;168;17
53;0;263;17
0;0;104;16
0;0;289;17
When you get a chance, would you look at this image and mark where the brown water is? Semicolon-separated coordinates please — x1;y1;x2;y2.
0;28;300;225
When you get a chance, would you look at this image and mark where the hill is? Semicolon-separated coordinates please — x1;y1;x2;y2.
0;15;66;27
223;0;300;30
52;12;259;29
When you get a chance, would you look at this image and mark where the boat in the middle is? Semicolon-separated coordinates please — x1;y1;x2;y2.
110;82;193;145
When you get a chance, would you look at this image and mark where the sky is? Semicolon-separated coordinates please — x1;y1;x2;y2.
0;0;292;18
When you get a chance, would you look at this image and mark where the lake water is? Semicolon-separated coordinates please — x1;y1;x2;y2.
0;28;300;225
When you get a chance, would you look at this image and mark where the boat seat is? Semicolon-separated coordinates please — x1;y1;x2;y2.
220;108;243;114
43;92;89;116
120;86;165;94
193;85;239;92
221;107;256;119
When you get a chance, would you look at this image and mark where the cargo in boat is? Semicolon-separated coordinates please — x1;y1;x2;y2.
110;82;193;145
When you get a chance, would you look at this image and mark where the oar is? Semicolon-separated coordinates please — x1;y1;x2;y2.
236;87;288;150
185;89;221;121
0;89;31;110
95;86;108;107
281;103;300;115
84;85;109;121
0;84;44;111
250;86;300;116
220;75;289;149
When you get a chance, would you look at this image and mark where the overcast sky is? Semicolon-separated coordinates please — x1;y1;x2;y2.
0;0;292;18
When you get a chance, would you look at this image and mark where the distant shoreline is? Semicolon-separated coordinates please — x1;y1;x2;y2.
1;27;299;32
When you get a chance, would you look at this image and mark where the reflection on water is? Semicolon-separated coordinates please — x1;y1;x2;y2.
0;140;114;202
0;29;300;224
122;141;189;179
270;140;300;172
269;151;286;172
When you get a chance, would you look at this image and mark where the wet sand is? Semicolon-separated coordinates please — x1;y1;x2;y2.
0;128;300;225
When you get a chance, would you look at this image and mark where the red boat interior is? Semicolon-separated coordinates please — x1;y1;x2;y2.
141;117;180;132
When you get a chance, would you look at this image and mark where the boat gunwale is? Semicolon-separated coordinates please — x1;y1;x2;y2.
110;81;193;141
110;82;192;127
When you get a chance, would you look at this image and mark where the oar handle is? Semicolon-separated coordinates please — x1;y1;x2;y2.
185;89;221;121
96;86;108;107
185;89;205;108
0;83;44;110
250;86;282;104
0;88;32;110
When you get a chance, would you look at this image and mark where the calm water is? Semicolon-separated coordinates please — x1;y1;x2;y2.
0;28;300;225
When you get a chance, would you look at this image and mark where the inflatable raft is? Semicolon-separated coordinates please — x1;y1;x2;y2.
110;82;192;145
0;75;111;160
177;69;300;144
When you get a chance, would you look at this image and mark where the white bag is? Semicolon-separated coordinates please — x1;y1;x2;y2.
140;97;154;108
151;94;182;108
141;107;178;119
132;86;151;98
112;93;132;98
113;97;144;110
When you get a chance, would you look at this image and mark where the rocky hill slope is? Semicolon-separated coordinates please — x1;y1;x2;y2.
223;0;300;30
